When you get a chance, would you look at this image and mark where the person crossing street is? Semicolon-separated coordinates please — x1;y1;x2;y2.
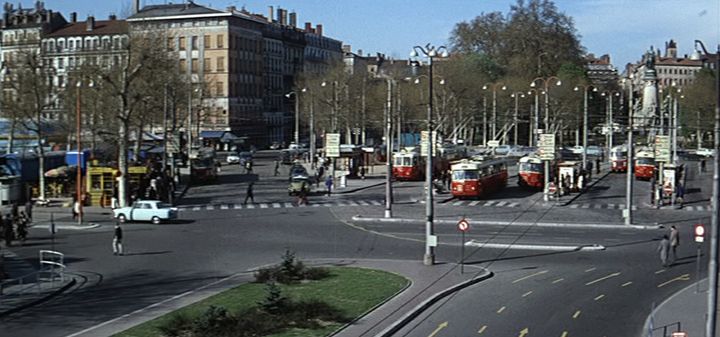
113;223;124;256
244;182;255;204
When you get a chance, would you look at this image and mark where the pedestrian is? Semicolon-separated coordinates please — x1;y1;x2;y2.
676;181;685;207
701;159;706;172
360;166;366;180
244;182;255;204
113;222;124;256
650;175;656;205
578;173;584;191
587;160;593;180
72;197;80;220
3;214;14;247
297;182;308;206
657;234;670;267
274;160;280;176
24;199;32;222
325;175;333;196
245;161;253;174
595;157;601;175
669;225;680;263
16;212;28;245
11;202;18;219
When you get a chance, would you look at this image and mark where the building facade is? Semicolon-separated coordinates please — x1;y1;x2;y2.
584;53;618;87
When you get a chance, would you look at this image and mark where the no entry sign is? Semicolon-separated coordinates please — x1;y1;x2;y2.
457;218;470;232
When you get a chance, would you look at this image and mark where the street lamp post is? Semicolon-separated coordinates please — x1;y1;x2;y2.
411;43;449;266
601;90;620;163
510;92;526;146
75;80;93;225
574;85;597;172
528;89;541;147
531;77;562;202
691;39;720;337
483;83;506;141
284;91;301;146
623;76;635;225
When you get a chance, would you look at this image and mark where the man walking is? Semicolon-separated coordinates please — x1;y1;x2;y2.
24;199;32;222
244;182;255;204
274;161;280;176
113;223;123;256
657;234;670;267
325;175;333;196
669;225;680;263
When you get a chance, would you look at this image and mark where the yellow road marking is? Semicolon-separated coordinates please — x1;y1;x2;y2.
585;272;621;286
585;267;597;272
561;331;569;337
621;281;633;287
512;270;548;284
573;310;581;319
522;291;533;297
552;278;564;284
594;294;605;301
427;321;448;337
657;274;691;288
655;269;667;274
478;325;487;334
519;327;529;337
497;306;506;314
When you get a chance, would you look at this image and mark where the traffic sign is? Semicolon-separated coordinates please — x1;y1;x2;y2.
695;224;705;243
538;133;556;161
487;140;500;147
654;135;671;162
420;131;437;157
325;133;340;157
457;218;470;232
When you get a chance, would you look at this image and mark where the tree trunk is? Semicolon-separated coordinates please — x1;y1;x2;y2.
133;121;143;163
6;118;15;154
118;119;129;207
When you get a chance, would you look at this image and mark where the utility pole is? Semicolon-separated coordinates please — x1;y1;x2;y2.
385;78;393;218
625;79;634;225
705;43;720;337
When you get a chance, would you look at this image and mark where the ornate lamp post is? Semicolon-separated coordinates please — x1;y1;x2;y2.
530;76;562;202
691;39;720;337
574;84;597;172
410;43;449;266
75;79;93;224
527;89;541;147
600;90;620;163
482;82;506;141
510;91;527;146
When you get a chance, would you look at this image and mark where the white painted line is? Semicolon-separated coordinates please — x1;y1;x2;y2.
259;203;269;209
508;202;519;208
371;200;382;206
347;201;359;206
192;206;201;211
272;203;282;208
496;201;507;207
312;204;320;207
581;204;591;209
233;204;242;209
337;202;348;206
585;272;621;286
465;240;605;251
359;200;370;206
469;201;481;206
570;204;579;209
284;202;294;208
206;205;214;210
220;204;229;210
632;206;638;211
246;203;256;209
324;203;333;207
484;201;497;206
453;201;464;206
593;204;603;209
607;204;615;209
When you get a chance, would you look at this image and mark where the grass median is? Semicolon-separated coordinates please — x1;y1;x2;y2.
114;267;409;337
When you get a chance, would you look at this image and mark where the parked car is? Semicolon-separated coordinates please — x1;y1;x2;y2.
696;148;715;157
289;164;308;178
113;200;178;224
226;153;240;164
270;141;282;150
238;151;253;166
493;145;512;155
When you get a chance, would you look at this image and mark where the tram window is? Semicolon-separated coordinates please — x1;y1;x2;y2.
637;158;655;166
453;170;479;180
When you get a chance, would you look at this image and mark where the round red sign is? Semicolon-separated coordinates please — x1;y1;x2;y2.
457;219;469;232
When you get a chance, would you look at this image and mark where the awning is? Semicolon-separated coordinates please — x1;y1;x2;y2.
200;131;226;139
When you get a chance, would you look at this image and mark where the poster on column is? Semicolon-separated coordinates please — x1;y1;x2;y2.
325;133;340;158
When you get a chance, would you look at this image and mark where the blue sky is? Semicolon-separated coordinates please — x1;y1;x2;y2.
41;0;719;70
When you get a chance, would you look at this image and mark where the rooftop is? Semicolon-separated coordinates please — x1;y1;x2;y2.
45;19;127;37
128;1;225;20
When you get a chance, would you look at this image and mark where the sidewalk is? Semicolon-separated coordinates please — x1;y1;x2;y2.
299;163;387;194
642;278;719;337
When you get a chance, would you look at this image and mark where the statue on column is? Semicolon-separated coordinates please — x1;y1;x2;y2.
638;47;658;129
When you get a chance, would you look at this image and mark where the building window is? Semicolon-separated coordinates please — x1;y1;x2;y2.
191;58;198;73
57;58;64;69
216;82;223;96
216;57;224;71
166;37;173;50
216;34;224;48
179;37;186;50
203;58;211;72
179;59;187;72
204;35;210;48
191;36;198;50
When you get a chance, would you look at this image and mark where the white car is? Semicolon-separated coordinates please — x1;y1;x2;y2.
493;145;512;155
113;200;178;224
696;148;715;157
226;154;240;164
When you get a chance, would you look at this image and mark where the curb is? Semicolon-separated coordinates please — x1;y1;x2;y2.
0;277;77;318
336;181;386;194
31;223;102;230
374;269;494;337
558;169;612;206
642;278;705;336
351;215;661;230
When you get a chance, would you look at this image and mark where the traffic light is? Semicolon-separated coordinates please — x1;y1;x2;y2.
694;224;705;243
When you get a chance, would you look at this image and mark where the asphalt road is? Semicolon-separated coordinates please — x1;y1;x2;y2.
0;152;712;337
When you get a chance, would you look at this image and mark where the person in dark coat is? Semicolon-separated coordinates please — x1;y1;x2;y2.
243;182;255;204
4;214;14;247
113;223;124;256
24;200;33;222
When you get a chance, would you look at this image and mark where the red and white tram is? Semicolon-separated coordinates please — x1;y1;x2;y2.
392;150;425;181
610;145;628;172
635;150;655;180
518;155;544;189
451;159;508;198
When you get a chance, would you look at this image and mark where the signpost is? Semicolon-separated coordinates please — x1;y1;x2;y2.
696;223;706;293
458;218;469;274
420;131;437;157
325;133;340;158
539;133;556;201
654;135;671;163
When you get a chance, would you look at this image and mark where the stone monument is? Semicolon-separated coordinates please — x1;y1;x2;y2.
638;47;659;129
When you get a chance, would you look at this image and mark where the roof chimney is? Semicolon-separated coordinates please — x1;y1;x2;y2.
289;12;296;27
277;8;287;25
316;24;323;36
108;13;116;20
86;15;95;31
268;6;274;22
133;0;140;14
304;22;311;32
70;12;76;23
45;9;51;22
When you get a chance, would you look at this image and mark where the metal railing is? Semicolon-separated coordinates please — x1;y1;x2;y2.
0;250;65;297
651;321;682;337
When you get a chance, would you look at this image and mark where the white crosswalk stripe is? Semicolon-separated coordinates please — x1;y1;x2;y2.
206;205;214;210
260;203;269;209
507;202;519;208
371;200;382;206
234;204;242;209
359;200;370;206
484;201;497;207
496;201;507;207
581;204;591;209
179;199;386;212
220;204;229;210
284;202;295;208
593;204;603;209
469;201;481;206
453;201;464;206
570;204;579;209
607;204;616;209
246;203;256;209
